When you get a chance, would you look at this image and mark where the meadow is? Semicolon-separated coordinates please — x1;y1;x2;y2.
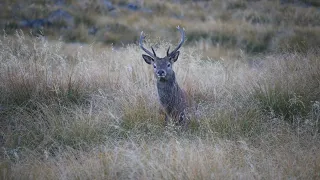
1;0;320;179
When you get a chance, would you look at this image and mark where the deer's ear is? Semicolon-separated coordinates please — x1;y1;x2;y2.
142;54;154;64
170;51;180;62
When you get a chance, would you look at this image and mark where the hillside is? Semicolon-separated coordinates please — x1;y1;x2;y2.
1;0;320;55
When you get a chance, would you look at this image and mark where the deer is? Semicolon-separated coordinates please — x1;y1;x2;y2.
139;26;188;127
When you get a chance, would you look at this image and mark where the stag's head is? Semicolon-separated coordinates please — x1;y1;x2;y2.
140;26;185;82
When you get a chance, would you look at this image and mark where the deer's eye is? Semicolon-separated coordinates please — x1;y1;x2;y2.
153;64;157;69
167;63;171;67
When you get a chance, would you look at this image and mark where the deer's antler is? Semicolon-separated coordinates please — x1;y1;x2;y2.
139;31;157;58
167;26;185;56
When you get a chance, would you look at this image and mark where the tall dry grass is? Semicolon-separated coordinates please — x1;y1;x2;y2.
0;32;320;179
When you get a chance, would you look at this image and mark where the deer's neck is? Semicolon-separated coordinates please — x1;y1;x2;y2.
156;73;180;104
156;73;177;91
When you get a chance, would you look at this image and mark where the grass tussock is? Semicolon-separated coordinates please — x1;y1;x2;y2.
253;52;320;126
1;32;320;179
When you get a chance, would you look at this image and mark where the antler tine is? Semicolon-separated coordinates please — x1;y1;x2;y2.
139;31;156;58
166;46;170;56
168;26;185;56
151;46;157;57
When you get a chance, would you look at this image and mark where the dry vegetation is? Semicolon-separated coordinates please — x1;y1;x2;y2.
1;0;320;179
2;0;320;53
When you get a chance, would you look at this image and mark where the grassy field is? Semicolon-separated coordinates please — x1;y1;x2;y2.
1;0;320;179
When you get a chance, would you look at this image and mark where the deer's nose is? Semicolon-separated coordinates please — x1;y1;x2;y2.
157;69;166;77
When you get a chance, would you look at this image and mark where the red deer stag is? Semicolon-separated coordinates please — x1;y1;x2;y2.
139;26;188;127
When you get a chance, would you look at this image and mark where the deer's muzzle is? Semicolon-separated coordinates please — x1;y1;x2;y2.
157;69;166;77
